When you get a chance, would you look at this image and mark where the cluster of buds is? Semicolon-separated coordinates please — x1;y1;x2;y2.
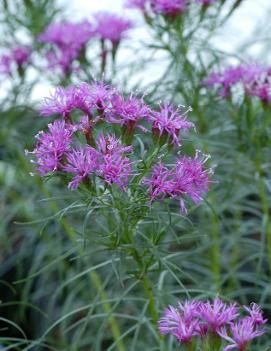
159;298;267;350
27;81;212;214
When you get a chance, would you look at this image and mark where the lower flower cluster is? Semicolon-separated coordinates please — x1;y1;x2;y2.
158;298;267;350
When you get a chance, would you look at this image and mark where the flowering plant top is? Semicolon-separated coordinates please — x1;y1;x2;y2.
27;81;212;215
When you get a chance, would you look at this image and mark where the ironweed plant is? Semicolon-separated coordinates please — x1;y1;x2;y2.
0;0;271;350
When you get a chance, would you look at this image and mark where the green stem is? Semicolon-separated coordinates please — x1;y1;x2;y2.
256;159;271;273
183;340;196;351
210;205;221;292
201;337;209;351
142;275;159;323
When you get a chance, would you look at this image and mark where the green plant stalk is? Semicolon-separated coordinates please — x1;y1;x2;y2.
201;337;210;351
256;161;271;274
210;203;221;293
142;275;159;323
209;333;222;351
183;339;196;351
228;209;241;293
205;157;221;293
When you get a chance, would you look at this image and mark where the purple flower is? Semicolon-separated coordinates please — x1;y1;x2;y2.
39;20;94;74
218;317;266;351
199;298;239;334
97;133;133;155
205;63;271;102
98;154;132;188
106;92;150;132
205;66;245;97
249;83;271;103
158;301;201;343
150;103;194;146
96;134;133;188
63;146;99;189
93;12;133;44
143;163;175;200
78;81;115;113
151;0;188;15
39;21;94;50
145;151;211;213
0;54;12;75
173;152;211;207
243;303;267;326
45;48;79;75
0;45;31;75
11;45;31;66
40;86;78;118
31;120;73;175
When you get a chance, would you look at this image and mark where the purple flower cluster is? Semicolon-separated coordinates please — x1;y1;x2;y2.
39;20;94;74
159;299;267;350
149;103;194;146
205;63;271;103
151;0;188;15
38;13;132;74
29;81;210;213
126;0;218;15
0;45;31;75
144;151;211;213
30;122;132;190
93;12;133;45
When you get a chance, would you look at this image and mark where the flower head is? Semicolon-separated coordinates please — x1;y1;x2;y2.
63;146;99;189
39;21;93;50
205;66;245;97
96;133;133;188
11;45;31;66
243;303;267;326
39;20;93;74
158;301;201;343
145;151;211;213
205;63;271;102
80;81;115;112
93;12;133;44
31;120;73;175
173;151;210;205
143;163;175;200
150;103;194;146
0;54;12;75
199;298;239;334
151;0;188;15
106;92;150;131
41;83;111;118
218;317;266;351
98;154;132;189
0;45;31;75
40;86;78;118
97;133;133;155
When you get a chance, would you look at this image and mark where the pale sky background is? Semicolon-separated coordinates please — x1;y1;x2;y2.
33;0;271;99
57;0;270;55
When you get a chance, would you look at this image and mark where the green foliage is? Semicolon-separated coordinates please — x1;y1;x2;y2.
0;1;271;350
